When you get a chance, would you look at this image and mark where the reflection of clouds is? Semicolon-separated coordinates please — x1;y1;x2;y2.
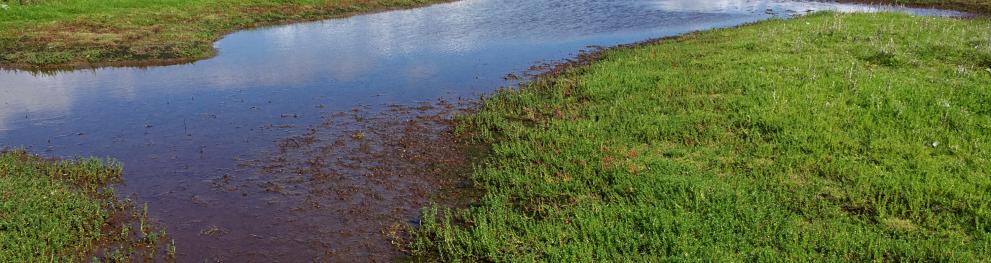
325;54;376;82
270;24;303;50
650;0;769;13
0;74;74;131
405;63;438;81
0;0;963;132
107;69;139;100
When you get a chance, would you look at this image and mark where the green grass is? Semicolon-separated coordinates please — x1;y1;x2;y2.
845;0;991;14
0;150;120;260
0;150;164;261
0;0;450;69
410;12;991;261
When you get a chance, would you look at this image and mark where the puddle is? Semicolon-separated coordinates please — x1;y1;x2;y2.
0;0;962;261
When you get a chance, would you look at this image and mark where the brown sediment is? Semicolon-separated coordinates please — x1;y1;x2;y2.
524;46;607;79
89;200;174;262
232;98;481;261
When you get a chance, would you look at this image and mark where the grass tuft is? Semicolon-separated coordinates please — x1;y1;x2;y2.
863;50;901;67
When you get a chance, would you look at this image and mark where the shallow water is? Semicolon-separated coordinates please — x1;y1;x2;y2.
0;0;960;261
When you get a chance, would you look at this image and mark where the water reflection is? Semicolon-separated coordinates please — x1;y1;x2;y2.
0;0;961;132
0;0;963;260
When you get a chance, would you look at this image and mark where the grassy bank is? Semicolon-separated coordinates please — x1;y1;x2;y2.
843;0;990;14
411;12;991;261
0;0;449;70
0;150;167;261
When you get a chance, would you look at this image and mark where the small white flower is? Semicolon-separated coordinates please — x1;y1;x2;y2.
941;100;951;108
931;141;940;148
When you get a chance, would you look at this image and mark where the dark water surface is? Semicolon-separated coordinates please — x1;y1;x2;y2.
0;0;960;261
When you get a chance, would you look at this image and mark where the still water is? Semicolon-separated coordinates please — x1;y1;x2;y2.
0;0;960;261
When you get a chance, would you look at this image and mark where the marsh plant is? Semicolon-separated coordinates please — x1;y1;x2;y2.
0;150;171;261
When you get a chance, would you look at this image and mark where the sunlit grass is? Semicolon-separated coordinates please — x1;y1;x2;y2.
0;150;168;261
0;150;120;260
849;0;991;14
410;12;991;261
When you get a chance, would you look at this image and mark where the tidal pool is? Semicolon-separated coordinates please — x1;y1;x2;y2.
0;0;961;261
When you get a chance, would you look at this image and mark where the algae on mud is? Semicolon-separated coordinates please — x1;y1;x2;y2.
0;0;451;69
410;12;991;261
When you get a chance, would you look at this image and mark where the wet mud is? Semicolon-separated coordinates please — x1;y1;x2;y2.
215;100;478;261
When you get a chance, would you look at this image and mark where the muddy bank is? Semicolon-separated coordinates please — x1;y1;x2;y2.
218;99;479;261
0;0;456;71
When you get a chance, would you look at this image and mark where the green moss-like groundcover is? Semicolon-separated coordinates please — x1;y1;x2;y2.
0;150;122;261
410;12;991;261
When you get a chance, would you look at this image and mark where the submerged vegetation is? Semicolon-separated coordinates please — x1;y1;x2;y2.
411;12;991;261
0;150;169;261
0;0;449;69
